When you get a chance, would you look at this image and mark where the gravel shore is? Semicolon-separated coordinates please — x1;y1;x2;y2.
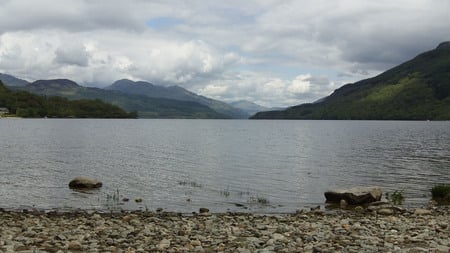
0;206;449;253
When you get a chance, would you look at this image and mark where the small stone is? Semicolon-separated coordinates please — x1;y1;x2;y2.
67;241;83;251
414;208;432;215
377;208;394;215
194;245;204;252
122;215;133;222
54;234;67;241
13;244;29;251
122;198;130;202
409;247;429;252
199;207;209;214
340;199;348;208
435;245;450;252
246;237;263;246
190;239;201;247
92;213;102;220
157;239;170;250
271;233;285;241
266;239;275;246
237;248;251;253
135;198;143;203
125;248;136;253
384;242;394;248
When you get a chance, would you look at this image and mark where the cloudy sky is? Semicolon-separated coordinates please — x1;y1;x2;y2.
0;0;449;107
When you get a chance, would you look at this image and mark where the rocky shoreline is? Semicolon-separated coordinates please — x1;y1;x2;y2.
0;206;449;253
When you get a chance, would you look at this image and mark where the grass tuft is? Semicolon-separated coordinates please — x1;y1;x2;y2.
431;184;450;200
386;190;404;205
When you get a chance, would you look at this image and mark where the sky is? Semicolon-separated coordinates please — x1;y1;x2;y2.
0;0;449;107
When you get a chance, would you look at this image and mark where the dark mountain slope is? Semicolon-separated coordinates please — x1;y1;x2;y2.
0;81;135;118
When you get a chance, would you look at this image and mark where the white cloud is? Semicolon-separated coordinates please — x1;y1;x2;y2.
54;42;89;67
198;84;228;97
197;71;337;107
288;75;312;94
0;0;449;107
0;30;237;85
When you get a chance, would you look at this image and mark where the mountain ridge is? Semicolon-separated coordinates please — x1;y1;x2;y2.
105;79;249;119
4;79;229;119
0;80;136;118
0;73;29;87
252;42;450;120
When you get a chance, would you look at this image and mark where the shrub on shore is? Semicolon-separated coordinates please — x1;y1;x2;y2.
431;184;450;203
386;190;404;205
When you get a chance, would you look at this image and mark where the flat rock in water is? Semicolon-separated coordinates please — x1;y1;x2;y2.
68;176;102;189
324;186;382;205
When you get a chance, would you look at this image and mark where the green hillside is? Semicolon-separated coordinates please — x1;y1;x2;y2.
10;79;227;119
251;42;450;120
0;81;136;118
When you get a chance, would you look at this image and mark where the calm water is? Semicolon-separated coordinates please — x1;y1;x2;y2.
0;119;449;213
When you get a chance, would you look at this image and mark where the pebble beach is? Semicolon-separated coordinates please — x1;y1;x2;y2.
0;205;449;253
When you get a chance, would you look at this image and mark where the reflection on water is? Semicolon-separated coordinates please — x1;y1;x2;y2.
0;119;449;213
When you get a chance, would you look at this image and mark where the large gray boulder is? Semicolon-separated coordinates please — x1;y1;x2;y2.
69;176;102;189
325;186;382;205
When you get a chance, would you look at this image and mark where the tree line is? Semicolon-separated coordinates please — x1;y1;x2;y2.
0;81;137;118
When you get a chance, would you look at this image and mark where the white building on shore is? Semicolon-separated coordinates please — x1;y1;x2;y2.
0;107;9;116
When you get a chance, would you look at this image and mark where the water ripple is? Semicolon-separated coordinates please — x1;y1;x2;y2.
1;119;449;212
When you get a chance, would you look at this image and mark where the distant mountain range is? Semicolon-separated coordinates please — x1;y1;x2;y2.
0;73;29;87
1;76;252;119
229;100;284;116
252;42;450;120
105;79;248;118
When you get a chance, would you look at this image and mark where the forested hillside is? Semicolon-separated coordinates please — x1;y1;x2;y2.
0;81;136;118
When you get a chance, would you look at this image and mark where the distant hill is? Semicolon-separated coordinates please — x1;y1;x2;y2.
229;100;270;116
0;81;135;118
9;79;228;119
252;42;450;120
106;79;249;119
0;73;29;87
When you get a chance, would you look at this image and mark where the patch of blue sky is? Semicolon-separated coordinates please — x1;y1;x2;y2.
146;17;184;29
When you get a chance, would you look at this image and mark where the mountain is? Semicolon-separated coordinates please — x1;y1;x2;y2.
106;79;249;119
10;79;228;119
252;42;450;120
0;81;135;118
229;100;270;116
0;73;29;87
